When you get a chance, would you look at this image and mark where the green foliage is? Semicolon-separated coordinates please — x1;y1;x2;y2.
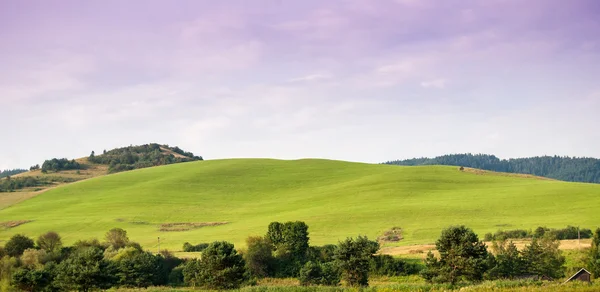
55;246;117;292
485;226;593;241
520;237;565;279
182;242;209;252
182;241;247;289
36;231;62;253
589;228;600;277
5;234;34;257
488;241;524;279
244;236;275;278
11;268;52;292
114;251;163;288
334;236;379;287
307;244;338;263
385;153;600;183
105;228;129;250
267;221;310;277
87;143;202;173
369;254;420;276
298;261;341;286
41;158;81;172
0;175;78;192
0;169;27;179
421;226;490;284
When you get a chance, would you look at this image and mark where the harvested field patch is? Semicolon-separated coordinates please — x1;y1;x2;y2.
159;222;228;232
378;227;403;242
0;220;33;229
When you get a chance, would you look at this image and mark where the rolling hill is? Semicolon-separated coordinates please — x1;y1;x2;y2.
1;159;599;252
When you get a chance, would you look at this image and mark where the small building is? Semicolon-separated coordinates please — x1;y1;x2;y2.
564;268;591;283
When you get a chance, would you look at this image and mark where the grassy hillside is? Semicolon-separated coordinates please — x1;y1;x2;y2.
1;159;599;251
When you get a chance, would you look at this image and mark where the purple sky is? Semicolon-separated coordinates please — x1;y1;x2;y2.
1;0;600;169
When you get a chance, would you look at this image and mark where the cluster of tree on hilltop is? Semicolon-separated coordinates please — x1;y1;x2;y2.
384;154;600;183
87;143;202;173
0;169;27;179
41;158;81;173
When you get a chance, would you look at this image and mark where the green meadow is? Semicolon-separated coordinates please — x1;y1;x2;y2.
1;159;599;251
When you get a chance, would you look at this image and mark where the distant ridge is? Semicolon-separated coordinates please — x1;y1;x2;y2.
383;154;600;184
0;169;27;179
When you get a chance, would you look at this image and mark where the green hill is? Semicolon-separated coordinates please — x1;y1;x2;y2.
1;159;599;251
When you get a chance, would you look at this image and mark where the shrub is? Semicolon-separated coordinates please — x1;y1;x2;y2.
370;254;419;276
299;261;341;286
4;234;35;257
182;242;209;252
267;221;310;277
488;240;524;279
11;268;52;292
589;228;600;278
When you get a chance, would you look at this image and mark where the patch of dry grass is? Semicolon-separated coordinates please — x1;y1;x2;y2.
159;222;229;232
0;220;33;229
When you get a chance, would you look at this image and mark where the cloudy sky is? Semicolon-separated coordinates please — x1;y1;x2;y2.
1;0;599;170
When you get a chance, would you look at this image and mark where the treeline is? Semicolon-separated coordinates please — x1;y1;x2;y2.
484;226;593;241
41;158;81;173
87;143;203;173
0;169;27;179
0;176;78;192
384;153;600;183
422;226;600;284
4;224;598;290
0;222;418;291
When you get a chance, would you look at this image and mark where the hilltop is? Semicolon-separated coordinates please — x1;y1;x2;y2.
384;153;600;184
1;158;599;251
0;143;202;208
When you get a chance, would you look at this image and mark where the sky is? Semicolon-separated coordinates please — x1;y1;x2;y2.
1;0;600;170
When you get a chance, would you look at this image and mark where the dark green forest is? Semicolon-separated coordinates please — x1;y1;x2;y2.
87;143;203;173
0;169;27;179
384;154;600;184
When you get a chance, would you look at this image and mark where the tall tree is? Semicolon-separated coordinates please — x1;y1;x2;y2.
334;236;379;287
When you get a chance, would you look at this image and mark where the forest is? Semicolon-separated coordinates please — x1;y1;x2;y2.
384;154;600;183
0;169;27;179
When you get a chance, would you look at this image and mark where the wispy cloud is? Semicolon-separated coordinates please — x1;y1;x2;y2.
1;0;600;168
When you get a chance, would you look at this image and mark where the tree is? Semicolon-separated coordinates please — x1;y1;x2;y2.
589;228;600;277
182;241;247;289
5;234;35;257
421;226;490;284
36;231;62;253
11;268;52;292
115;251;163;288
244;236;275;278
105;228;129;250
266;221;310;276
55;247;116;292
334;236;379;287
521;237;565;279
488;240;524;279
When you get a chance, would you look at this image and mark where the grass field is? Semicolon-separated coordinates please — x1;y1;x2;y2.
1;159;599;252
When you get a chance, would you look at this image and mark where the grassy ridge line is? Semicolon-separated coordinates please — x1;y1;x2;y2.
1;159;599;250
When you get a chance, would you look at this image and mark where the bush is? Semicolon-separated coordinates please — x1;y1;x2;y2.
298;261;341;286
4;234;35;257
370;254;419;276
588;228;600;278
267;221;310;277
11;268;53;292
488;240;524;279
182;242;209;252
182;241;247;289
